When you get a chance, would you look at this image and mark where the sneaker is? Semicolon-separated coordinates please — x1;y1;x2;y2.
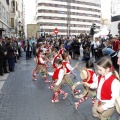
75;102;78;110
51;99;59;103
74;90;81;95
48;86;54;90
63;93;68;99
45;79;51;83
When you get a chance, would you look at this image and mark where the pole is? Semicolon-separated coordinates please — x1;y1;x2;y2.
56;34;57;40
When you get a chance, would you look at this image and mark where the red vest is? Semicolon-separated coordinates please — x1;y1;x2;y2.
52;66;63;81
98;75;116;100
46;46;50;52
84;70;95;84
113;40;120;52
62;61;70;73
59;48;64;55
53;55;60;69
37;55;44;65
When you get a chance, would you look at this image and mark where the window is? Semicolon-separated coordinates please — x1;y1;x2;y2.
11;18;14;28
61;5;65;8
7;12;9;25
61;11;65;14
61;23;65;26
2;5;5;22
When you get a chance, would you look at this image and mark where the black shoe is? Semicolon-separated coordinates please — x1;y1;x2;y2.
0;73;3;76
4;71;10;73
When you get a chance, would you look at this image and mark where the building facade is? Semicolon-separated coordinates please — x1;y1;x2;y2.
0;0;11;37
111;0;120;37
10;0;25;37
36;0;101;36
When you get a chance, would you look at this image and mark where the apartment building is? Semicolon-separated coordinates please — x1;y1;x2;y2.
36;0;101;36
111;0;120;36
0;0;11;37
10;0;25;37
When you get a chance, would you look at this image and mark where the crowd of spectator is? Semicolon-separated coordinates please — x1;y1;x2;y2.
39;34;120;71
1;33;120;76
0;37;24;76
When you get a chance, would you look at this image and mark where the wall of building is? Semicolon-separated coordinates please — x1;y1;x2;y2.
27;24;39;38
36;0;101;36
111;20;120;37
111;0;120;37
0;0;11;37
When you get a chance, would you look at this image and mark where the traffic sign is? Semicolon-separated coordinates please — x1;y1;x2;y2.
54;28;59;34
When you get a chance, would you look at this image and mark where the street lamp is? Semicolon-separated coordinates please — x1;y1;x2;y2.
18;21;21;37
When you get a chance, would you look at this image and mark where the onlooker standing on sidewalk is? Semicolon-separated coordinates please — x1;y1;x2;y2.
0;37;7;76
111;36;120;52
25;40;30;60
93;38;100;60
6;38;15;72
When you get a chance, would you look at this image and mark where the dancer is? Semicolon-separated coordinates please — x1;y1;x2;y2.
84;57;120;120
62;52;80;94
32;49;50;83
75;61;97;110
48;59;68;103
58;44;65;59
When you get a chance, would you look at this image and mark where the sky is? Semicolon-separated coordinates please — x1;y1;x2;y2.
24;0;111;25
24;0;36;25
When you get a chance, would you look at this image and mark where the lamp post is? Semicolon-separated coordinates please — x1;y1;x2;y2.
18;21;21;38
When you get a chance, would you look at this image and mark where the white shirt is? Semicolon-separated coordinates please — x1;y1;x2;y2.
52;54;59;65
39;56;46;64
41;47;47;53
90;72;120;110
48;65;64;86
66;63;74;74
94;41;100;49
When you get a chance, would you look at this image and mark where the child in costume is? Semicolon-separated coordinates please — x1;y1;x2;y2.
32;49;50;83
64;50;77;79
62;52;80;94
32;43;43;80
48;48;61;89
48;59;68;103
75;61;97;110
58;44;65;59
51;48;61;70
84;57;120;120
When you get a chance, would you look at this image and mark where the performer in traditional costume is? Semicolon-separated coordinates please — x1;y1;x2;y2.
48;59;68;103
75;61;97;110
62;52;80;94
83;57;120;120
58;44;65;59
48;48;61;89
32;49;50;83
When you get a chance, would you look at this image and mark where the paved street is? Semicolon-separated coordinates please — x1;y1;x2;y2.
0;53;118;120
